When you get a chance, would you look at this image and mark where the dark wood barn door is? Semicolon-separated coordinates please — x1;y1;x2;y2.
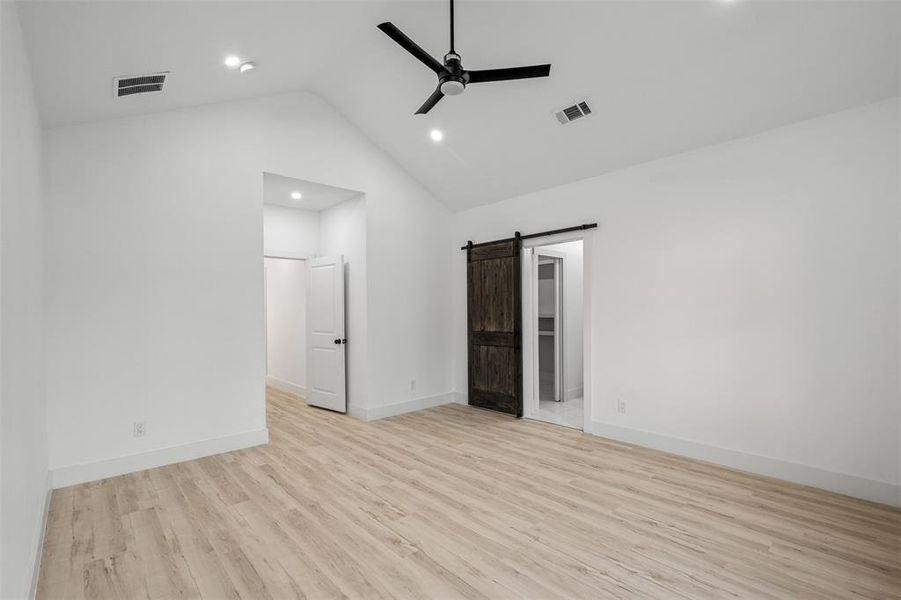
467;238;523;417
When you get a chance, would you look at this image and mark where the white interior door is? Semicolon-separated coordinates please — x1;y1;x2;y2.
306;255;346;413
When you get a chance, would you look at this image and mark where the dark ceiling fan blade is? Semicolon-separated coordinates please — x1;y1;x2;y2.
415;86;445;115
467;64;551;84
377;22;444;74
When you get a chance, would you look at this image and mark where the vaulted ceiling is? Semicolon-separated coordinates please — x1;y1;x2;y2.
18;1;900;211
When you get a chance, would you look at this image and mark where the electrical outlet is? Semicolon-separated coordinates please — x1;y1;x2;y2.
616;400;627;414
133;421;146;437
410;379;416;392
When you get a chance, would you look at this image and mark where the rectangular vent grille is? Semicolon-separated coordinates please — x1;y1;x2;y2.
114;72;168;98
555;98;593;125
563;105;583;121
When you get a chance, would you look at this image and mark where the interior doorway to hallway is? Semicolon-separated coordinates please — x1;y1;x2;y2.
264;255;307;396
523;239;584;429
262;172;363;415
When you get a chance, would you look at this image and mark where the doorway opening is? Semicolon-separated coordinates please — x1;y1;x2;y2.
265;255;307;396
524;239;584;429
262;172;363;415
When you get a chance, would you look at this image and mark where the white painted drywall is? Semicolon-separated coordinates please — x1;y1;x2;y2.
264;257;306;393
43;92;451;476
536;241;584;399
0;3;49;597
365;174;453;414
263;204;319;259
452;99;901;503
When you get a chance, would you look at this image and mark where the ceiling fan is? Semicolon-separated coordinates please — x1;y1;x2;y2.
377;0;551;115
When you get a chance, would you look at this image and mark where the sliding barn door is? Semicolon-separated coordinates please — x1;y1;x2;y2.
467;238;523;417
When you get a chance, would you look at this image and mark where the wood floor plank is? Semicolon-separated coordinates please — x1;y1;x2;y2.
37;387;901;599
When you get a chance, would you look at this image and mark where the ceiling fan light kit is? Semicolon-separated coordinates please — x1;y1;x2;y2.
377;0;551;114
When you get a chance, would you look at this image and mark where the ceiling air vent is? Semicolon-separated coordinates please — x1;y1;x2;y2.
555;99;592;125
113;72;169;98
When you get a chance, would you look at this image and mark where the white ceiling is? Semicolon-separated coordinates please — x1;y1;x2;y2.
263;172;362;211
19;1;900;211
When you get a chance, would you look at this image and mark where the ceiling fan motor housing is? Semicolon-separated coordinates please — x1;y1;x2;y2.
441;53;467;95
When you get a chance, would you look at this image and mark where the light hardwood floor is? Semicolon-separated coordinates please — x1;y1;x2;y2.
38;387;901;599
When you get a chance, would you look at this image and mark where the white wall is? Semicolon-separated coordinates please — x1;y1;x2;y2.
264;257;306;393
536;241;584;399
363;159;453;416
452;99;901;505
44;91;451;482
0;2;48;597
263;204;318;259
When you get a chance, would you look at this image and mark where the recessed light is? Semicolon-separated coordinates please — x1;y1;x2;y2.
290;191;303;200
239;61;256;73
224;55;241;68
430;129;444;142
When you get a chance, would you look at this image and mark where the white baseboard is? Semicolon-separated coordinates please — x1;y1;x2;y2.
347;403;366;420
363;392;456;421
266;376;306;397
51;428;269;489
27;471;53;599
565;387;583;401
588;420;900;507
452;391;468;405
